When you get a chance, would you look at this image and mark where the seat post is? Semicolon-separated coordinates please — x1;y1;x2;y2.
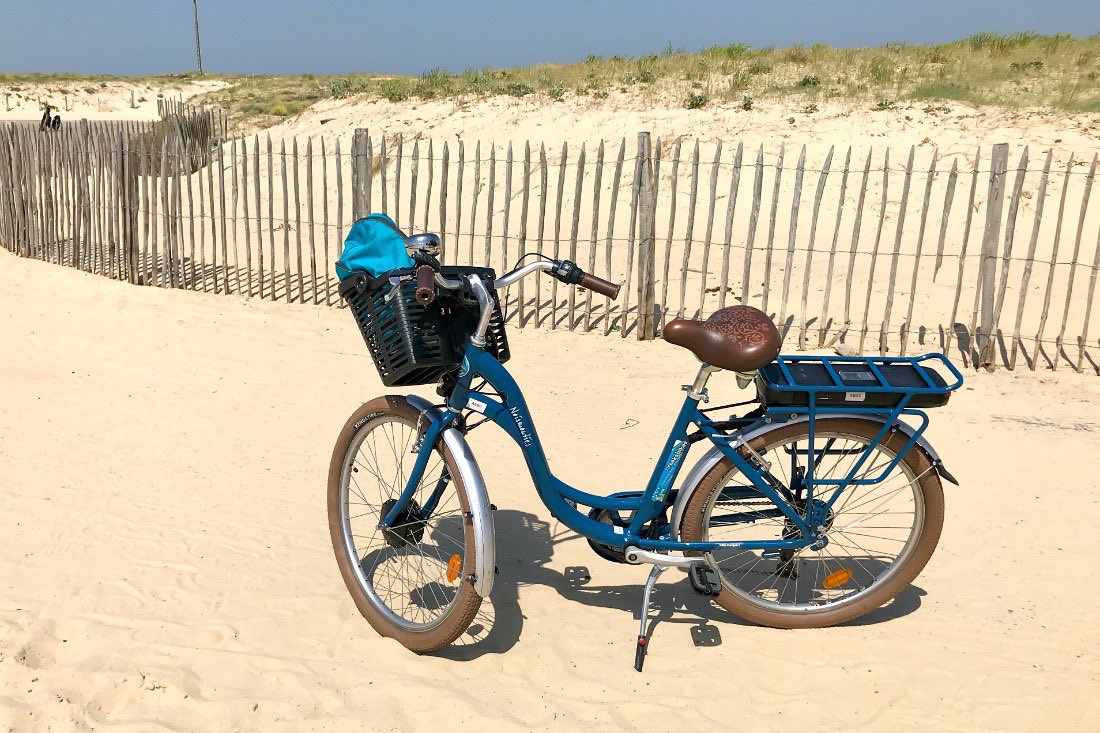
685;364;719;402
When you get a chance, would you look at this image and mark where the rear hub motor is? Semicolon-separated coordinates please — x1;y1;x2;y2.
777;498;835;577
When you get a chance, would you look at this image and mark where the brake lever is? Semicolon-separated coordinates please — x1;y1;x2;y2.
384;277;404;302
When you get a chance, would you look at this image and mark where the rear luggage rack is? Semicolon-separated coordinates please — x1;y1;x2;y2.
756;353;964;411
751;353;964;488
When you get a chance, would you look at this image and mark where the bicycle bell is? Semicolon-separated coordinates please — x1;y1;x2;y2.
406;233;442;259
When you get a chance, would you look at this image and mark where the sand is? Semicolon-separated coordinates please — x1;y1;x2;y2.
273;93;1100;160
1;245;1098;730
5;76;1096;156
0;80;226;123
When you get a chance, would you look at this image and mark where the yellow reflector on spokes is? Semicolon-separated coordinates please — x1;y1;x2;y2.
446;554;463;583
823;568;853;589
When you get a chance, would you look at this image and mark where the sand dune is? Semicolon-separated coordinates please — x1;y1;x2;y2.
1;246;1098;730
5;75;1096;158
0;79;225;123
269;94;1100;162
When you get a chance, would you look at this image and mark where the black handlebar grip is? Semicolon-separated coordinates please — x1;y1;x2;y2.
415;264;436;305
579;273;621;300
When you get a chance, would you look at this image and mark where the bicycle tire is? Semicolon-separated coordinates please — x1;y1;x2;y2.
328;395;482;652
679;417;944;628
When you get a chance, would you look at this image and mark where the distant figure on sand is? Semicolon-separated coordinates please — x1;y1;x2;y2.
38;105;62;132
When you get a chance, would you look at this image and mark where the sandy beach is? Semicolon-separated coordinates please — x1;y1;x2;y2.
1;245;1098;730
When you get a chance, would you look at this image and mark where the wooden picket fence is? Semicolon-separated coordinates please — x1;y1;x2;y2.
1;122;1098;373
157;96;228;153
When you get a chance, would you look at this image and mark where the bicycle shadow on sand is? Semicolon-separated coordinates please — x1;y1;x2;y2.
436;509;926;662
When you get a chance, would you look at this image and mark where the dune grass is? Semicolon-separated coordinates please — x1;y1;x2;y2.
0;71;200;92
5;33;1099;129
203;32;1100;127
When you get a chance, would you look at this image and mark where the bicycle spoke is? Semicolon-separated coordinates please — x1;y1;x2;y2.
704;427;926;615
339;413;471;631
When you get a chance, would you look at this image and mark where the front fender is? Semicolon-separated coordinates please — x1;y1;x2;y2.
669;412;957;541
406;395;495;598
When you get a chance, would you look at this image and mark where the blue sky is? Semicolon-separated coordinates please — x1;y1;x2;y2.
2;1;1098;76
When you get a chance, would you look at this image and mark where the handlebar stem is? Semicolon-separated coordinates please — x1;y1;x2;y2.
467;275;496;348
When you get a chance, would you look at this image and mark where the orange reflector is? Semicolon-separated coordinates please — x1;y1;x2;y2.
823;568;853;589
446;554;463;583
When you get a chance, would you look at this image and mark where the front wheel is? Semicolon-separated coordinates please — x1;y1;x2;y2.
328;396;482;652
679;418;944;628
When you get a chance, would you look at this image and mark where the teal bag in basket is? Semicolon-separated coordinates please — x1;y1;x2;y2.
335;213;415;280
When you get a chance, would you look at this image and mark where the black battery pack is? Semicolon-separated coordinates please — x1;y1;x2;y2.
756;360;952;409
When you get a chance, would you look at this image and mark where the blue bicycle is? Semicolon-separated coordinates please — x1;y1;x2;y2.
328;233;963;670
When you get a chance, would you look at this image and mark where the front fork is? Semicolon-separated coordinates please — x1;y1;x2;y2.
380;408;456;528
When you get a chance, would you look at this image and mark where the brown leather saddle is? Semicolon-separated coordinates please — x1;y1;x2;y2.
663;305;781;372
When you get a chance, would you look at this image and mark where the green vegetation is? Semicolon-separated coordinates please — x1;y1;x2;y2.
685;93;707;109
909;82;975;102
151;32;1077;127
5;33;1099;130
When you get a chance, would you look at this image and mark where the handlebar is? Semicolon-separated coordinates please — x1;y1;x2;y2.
579;273;620;299
414;257;620;349
415;264;437;305
429;259;620;301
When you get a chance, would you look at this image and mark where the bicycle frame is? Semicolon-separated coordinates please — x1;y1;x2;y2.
380;341;953;556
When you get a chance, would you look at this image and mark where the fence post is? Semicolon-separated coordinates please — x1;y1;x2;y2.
119;130;138;284
351;128;368;220
978;143;1008;370
635;132;657;340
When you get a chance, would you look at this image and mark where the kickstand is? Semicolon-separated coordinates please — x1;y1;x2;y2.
634;565;666;672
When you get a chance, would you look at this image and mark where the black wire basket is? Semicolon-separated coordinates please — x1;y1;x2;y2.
338;266;510;387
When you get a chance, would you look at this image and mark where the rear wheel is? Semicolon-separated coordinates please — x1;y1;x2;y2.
679;418;944;628
328;396;482;652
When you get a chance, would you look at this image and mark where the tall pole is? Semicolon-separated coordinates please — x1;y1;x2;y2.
193;0;204;76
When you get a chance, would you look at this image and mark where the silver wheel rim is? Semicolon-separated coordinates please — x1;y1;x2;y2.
338;414;468;631
702;429;927;615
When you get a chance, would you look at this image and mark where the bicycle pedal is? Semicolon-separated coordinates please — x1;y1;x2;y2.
688;564;722;597
760;550;781;560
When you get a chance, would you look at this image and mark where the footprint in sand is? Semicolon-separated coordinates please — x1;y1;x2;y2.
7;617;62;670
14;636;57;669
